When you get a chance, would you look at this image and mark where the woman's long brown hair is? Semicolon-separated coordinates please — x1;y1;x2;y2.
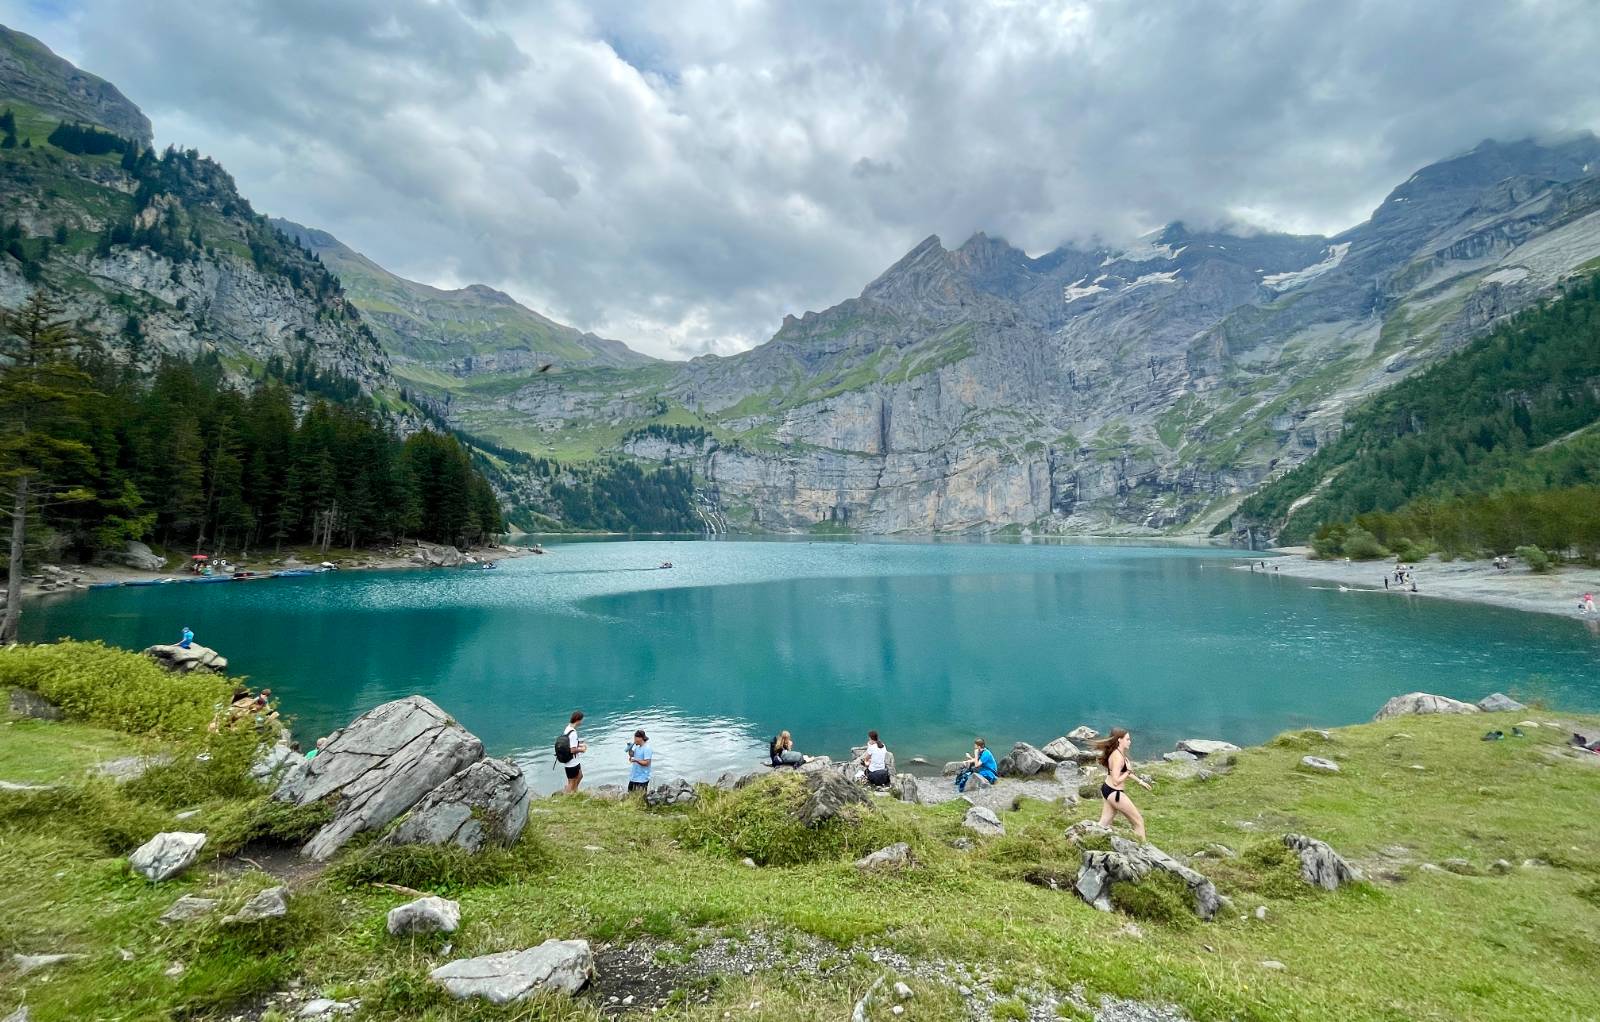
1094;727;1130;769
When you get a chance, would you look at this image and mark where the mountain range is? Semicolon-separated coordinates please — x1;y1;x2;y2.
5;24;1600;536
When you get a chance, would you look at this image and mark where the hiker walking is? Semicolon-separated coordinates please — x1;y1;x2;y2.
1094;728;1152;841
556;710;588;793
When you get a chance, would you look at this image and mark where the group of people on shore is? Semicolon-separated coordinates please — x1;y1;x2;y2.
556;712;1156;840
1382;564;1419;592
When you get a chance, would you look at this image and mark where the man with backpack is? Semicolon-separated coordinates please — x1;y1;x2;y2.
555;710;588;793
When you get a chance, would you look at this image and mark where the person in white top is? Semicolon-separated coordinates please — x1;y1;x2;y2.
860;729;891;787
560;709;588;794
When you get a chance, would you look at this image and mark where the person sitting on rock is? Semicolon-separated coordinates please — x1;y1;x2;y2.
179;625;193;650
1094;727;1152;841
770;730;810;767
955;737;998;792
859;730;891;787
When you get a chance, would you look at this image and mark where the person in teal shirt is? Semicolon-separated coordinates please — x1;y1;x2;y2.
626;729;653;794
955;737;998;792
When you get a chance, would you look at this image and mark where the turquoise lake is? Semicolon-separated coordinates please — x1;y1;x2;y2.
21;539;1600;792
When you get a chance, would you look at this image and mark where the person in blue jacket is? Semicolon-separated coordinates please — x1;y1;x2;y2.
955;737;998;792
179;625;194;649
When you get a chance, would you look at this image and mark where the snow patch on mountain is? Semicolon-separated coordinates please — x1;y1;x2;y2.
1262;242;1351;291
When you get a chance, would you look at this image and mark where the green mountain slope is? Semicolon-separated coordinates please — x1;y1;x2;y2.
1228;269;1600;556
270;218;653;389
0;25;150;144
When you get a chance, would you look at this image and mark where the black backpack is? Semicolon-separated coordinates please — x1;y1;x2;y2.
554;731;574;764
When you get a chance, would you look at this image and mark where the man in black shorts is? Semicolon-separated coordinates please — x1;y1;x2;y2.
560;710;588;793
626;729;653;794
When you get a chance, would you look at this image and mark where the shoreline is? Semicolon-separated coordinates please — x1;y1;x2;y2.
1246;548;1600;621
15;542;542;605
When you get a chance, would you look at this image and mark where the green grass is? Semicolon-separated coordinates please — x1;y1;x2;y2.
0;688;135;784
3;644;1599;1020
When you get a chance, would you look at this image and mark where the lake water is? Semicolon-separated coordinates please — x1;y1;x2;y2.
22;539;1600;792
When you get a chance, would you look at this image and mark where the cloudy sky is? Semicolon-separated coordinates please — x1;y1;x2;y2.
8;0;1600;358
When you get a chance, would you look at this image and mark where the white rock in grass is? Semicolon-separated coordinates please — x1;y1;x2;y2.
429;940;594;1002
387;896;461;936
128;832;207;882
12;953;84;975
1176;739;1239;757
1373;692;1479;721
961;806;1004;837
1300;756;1340;773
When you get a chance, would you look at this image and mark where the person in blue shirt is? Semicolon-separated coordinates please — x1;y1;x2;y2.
955;737;998;793
626;729;653;794
179;626;194;649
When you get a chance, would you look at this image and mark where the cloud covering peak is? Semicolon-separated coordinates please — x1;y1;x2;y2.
11;0;1600;357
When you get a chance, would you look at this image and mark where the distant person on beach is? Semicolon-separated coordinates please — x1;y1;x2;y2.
1094;727;1152;841
1383;576;1389;589
1581;593;1596;615
556;710;588;793
179;625;193;649
860;730;891;787
770;730;811;767
626;729;653;794
955;737;998;792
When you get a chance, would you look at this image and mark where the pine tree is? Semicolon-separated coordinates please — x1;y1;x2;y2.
0;292;101;643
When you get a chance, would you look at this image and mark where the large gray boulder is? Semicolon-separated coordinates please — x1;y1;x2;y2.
796;772;871;827
412;542;470;568
1041;736;1080;761
107;540;165;571
893;773;920;804
274;696;484;860
429;940;594;1002
8;688;62;721
1477;692;1526;712
385;758;529;853
143;643;228;674
1283;834;1360;890
128;831;206;882
387;895;461;935
1373;692;1480;721
1074;837;1223;920
999;742;1056;778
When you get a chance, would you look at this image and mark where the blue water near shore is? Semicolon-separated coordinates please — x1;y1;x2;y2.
22;538;1600;792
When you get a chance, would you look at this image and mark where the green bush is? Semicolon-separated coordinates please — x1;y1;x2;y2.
0;781;169;854
0;640;233;737
1390;537;1433;563
1340;526;1389;560
202;797;334;857
1108;868;1196;927
1515;544;1554;573
124;730;272;807
1211;839;1314;900
677;773;913;867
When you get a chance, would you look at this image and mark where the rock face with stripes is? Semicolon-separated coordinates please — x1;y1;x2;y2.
384;758;530;853
274;695;484;860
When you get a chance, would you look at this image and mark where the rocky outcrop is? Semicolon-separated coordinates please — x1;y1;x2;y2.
1477;692;1526;712
106;540;165;571
1300;756;1340;773
387;896;461;936
0;27;153;144
796;772;871;827
1175;739;1239;757
893;773;920;804
273;696;484;860
128;831;206;882
143;643;228;674
411;542;471;568
1283;834;1360;890
1067;726;1099;741
644;778;698;808
8;688;62;721
430;940;594;1002
1041;737;1080;761
1373;693;1480;721
385;758;529;853
1074;836;1224;920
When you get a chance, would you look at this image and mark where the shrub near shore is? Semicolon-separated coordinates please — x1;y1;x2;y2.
2;643;1600;1020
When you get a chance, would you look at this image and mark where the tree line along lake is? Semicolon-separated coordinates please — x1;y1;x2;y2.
23;538;1600;793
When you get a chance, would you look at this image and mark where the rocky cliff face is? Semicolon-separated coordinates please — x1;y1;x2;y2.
478;136;1600;535
0;26;151;144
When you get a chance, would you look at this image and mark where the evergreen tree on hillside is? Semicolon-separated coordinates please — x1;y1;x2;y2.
0;292;102;643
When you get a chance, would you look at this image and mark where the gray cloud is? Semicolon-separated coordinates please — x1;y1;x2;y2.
9;0;1600;357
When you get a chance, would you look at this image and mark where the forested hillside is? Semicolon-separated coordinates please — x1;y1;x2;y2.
1229;270;1600;560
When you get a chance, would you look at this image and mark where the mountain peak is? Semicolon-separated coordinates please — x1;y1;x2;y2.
0;26;152;144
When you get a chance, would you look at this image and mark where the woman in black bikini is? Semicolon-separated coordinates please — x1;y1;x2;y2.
1094;727;1151;840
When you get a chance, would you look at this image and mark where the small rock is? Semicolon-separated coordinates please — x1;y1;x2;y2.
13;952;85;975
387;896;461;936
1373;692;1479;721
1489;859;1513;875
892;1006;904;1017
894;772;920;804
3;1007;28;1022
741;857;757;868
950;836;975;851
160;894;219;925
164;961;185;977
1068;725;1099;741
958;985;973;997
128;832;207;882
1515;720;1540;729
1283;834;1360;890
1176;738;1240;757
1476;692;1526;712
223;886;289;924
1162;750;1199;763
174;809;201;821
854;843;918;872
644;778;698;808
1041;736;1080;761
1254;905;1267;920
893;981;913;1001
1300;756;1340;773
298;999;354;1018
1259;960;1286;971
1440;858;1480;876
961;806;1005;837
118;947;135;961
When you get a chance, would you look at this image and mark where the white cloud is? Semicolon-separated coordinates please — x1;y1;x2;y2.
9;0;1600;358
